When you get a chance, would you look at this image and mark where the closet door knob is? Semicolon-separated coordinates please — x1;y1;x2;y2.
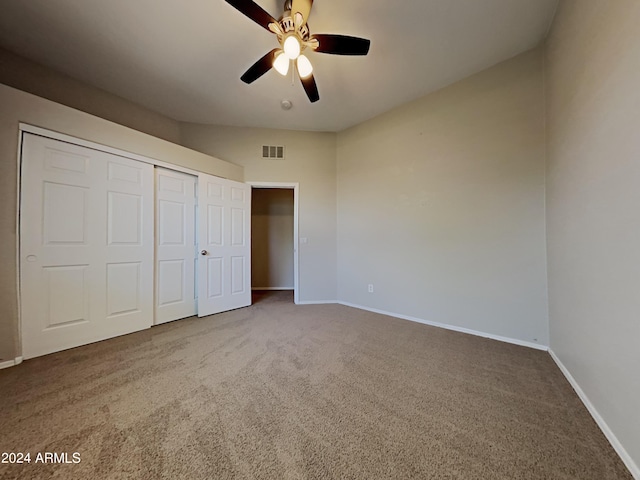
201;250;208;256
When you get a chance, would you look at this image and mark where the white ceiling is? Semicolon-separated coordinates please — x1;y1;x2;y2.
0;0;558;132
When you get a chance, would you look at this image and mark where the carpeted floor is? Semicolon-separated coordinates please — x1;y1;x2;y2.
0;291;632;479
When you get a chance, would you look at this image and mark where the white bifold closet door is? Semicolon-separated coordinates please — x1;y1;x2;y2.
20;133;154;359
197;173;252;316
155;168;197;324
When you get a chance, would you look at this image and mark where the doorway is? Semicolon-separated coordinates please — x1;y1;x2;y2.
249;183;299;304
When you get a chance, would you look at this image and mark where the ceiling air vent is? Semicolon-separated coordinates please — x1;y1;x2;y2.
262;145;285;160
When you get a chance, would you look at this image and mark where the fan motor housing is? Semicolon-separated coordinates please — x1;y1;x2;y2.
279;15;310;40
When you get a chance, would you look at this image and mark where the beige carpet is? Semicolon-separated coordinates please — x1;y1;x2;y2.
0;291;632;479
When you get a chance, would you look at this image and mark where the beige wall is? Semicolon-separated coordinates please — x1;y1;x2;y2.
252;189;295;289
546;0;640;473
0;84;243;362
0;47;181;144
337;48;549;345
180;124;337;302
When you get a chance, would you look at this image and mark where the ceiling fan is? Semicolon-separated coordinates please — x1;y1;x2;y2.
225;0;371;103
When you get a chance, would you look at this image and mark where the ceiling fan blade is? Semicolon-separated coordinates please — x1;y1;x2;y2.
225;0;278;32
310;34;371;56
297;67;319;103
291;0;313;26
241;49;279;84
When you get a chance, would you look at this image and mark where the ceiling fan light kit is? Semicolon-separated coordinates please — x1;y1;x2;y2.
297;55;313;78
283;35;301;59
225;0;371;103
273;52;290;76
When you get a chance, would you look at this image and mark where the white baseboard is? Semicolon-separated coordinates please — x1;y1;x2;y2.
252;287;294;291
296;300;338;305
549;350;639;479
0;357;23;370
0;360;14;370
338;301;549;351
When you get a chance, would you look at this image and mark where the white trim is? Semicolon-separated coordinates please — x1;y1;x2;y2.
296;300;338;305
549;350;640;479
295;300;549;351
0;357;23;370
338;301;549;351
15;129;24;360
247;182;300;305
0;360;15;370
248;182;299;188
19;124;203;178
252;287;294;291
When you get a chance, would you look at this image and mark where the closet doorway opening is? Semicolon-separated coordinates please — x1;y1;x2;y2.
249;183;299;305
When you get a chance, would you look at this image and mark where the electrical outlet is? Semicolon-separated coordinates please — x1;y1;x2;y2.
368;284;374;293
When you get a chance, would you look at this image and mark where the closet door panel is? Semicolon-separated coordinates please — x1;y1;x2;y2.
197;174;251;317
20;133;154;359
155;167;197;325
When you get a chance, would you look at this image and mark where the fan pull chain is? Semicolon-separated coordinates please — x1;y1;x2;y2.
291;60;295;86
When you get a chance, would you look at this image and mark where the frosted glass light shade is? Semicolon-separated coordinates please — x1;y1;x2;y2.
274;52;290;76
297;55;313;78
283;35;301;60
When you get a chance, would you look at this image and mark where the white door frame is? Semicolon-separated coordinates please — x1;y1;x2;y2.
247;182;300;305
